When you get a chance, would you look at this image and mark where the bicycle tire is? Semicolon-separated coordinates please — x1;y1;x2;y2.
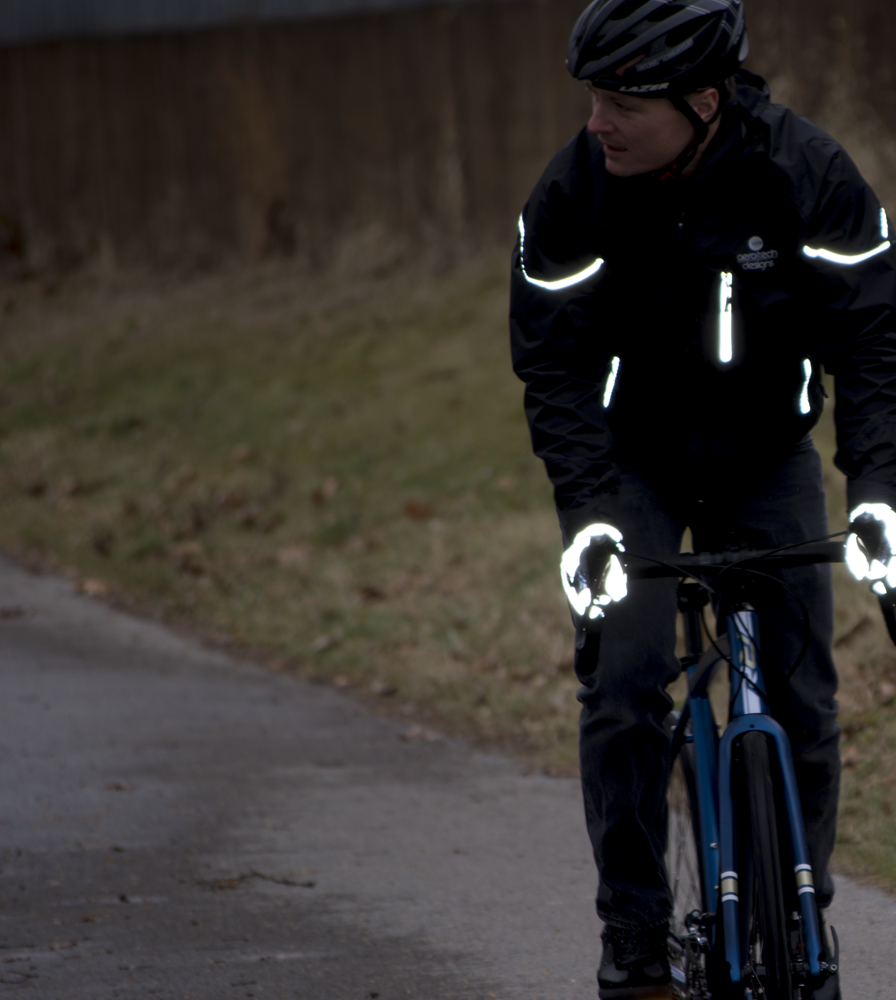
740;731;792;999
666;741;708;997
667;742;704;931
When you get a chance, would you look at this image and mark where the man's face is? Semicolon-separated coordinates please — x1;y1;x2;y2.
586;87;696;177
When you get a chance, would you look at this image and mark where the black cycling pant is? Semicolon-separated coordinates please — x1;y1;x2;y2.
572;437;840;931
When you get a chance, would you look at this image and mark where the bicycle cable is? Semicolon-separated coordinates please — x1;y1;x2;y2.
696;563;813;719
621;551;722;598
626;530;847;694
705;530;847;682
701;560;809;687
621;549;747;698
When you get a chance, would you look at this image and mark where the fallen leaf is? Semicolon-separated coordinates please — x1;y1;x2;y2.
91;525;115;557
312;476;339;504
232;443;255;463
371;680;397;697
0;607;24;619
238;503;263;529
78;578;110;597
169;466;196;492
877;680;896;704
333;674;352;688
495;475;517;491
404;500;434;521
216;488;248;512
358;584;386;602
58;476;84;497
344;534;381;555
276;543;313;567
258;512;285;533
119;498;140;518
169;541;204;575
400;724;439;742
841;744;863;768
106;782;135;792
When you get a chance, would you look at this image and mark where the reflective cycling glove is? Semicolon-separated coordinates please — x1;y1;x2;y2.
846;503;896;592
560;523;628;626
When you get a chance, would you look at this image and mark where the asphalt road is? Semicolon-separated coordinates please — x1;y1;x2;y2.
0;557;892;999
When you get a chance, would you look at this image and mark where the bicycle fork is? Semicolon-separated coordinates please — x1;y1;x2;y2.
717;606;824;994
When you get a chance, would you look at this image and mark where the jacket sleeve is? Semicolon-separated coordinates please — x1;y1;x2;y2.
509;150;618;540
804;146;896;513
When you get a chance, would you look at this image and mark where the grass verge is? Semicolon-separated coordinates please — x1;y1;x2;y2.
0;256;894;886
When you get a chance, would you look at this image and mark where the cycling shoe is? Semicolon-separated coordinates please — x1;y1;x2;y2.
598;923;674;999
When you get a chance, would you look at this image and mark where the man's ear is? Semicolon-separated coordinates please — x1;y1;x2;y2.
686;88;720;124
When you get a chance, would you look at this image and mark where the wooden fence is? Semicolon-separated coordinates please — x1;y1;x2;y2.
0;0;894;273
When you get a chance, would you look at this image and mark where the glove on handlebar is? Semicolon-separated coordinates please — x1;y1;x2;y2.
560;524;627;625
846;503;896;591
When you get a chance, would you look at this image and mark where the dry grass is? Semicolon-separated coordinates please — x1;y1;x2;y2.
0;254;581;772
0;255;894;884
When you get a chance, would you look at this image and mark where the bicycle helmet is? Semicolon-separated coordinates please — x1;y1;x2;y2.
567;0;749;150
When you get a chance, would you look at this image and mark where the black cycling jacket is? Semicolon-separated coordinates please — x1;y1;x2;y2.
510;71;896;538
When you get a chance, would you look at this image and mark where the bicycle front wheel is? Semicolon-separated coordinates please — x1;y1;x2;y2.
666;741;707;998
740;731;792;1000
667;741;704;935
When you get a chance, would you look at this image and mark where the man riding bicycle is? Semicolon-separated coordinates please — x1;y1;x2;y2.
510;1;896;997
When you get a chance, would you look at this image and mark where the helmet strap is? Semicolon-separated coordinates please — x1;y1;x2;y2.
655;87;725;181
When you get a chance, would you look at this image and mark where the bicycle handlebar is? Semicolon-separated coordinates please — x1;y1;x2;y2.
625;538;896;646
626;540;846;580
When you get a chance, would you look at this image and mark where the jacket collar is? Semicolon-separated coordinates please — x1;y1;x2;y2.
688;71;770;180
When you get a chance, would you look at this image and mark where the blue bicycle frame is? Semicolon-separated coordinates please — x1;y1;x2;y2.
674;593;825;994
628;539;883;995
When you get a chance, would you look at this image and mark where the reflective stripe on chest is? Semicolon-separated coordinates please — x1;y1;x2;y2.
517;216;604;291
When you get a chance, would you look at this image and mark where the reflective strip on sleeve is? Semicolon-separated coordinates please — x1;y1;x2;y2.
799;358;812;415
603;356;620;408
802;240;891;265
719;272;733;363
518;216;604;291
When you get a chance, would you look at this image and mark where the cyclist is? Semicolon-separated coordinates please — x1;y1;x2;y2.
510;1;896;996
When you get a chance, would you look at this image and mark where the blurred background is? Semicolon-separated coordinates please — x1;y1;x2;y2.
1;0;895;885
1;0;895;273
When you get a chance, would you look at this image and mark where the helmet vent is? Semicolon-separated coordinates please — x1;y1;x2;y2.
665;15;712;48
636;36;694;72
568;0;747;94
593;32;640;63
646;3;686;23
609;0;648;22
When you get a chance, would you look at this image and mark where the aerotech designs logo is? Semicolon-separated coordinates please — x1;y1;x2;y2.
737;236;778;271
